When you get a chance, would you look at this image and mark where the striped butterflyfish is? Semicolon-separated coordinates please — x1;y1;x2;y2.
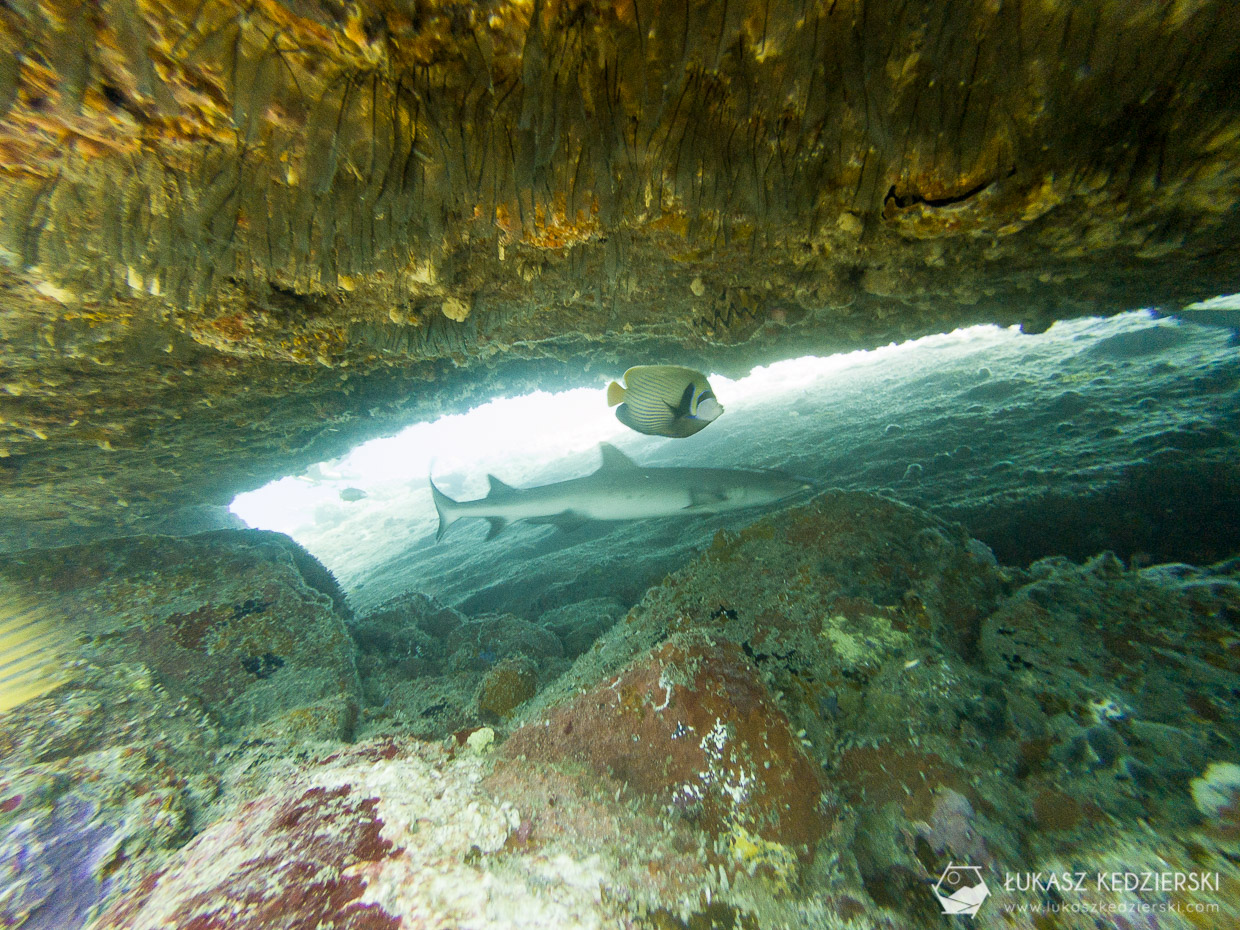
605;366;724;438
0;586;73;714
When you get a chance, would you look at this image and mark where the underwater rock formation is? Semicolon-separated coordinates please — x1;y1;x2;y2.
1;7;1239;923
89;736;738;930
179;486;1227;928
2;0;1240;548
0;634;223;929
0;528;365;928
2;795;133;930
0;529;361;741
503;633;831;862
349;591;570;740
485;489;1240;926
4;489;1239;927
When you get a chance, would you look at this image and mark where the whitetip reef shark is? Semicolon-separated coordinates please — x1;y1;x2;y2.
430;443;814;542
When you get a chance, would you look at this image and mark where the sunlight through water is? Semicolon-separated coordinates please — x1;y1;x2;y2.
230;323;1015;579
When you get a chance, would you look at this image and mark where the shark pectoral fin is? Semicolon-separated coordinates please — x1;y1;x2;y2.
485;518;508;540
527;511;591;533
685;489;728;509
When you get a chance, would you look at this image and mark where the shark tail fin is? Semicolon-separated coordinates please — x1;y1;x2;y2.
606;380;625;407
429;479;461;542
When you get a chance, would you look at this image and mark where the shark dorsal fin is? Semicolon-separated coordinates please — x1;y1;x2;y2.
486;475;518;498
596;443;638;473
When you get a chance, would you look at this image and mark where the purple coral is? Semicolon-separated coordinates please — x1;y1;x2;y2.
0;795;120;930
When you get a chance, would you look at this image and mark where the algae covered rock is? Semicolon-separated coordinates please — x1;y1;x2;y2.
503;631;831;862
499;490;1014;898
542;597;626;658
349;591;569;740
0;644;223;930
90;736;739;930
7;486;1236;930
527;490;1011;756
0;528;361;742
476;655;538;720
978;554;1240;829
0;529;364;928
499;490;1240;926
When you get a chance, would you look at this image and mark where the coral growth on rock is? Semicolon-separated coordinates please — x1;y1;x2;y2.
503;632;830;862
92;737;734;929
6;487;1240;929
0;529;360;739
0;527;363;928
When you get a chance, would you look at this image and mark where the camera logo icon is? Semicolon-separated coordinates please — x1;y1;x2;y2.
931;862;990;916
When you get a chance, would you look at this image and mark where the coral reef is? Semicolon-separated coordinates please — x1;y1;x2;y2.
349;591;569;740
91;737;736;930
0;529;361;739
7;484;1240;928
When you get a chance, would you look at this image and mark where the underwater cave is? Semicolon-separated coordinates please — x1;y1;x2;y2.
2;1;1240;928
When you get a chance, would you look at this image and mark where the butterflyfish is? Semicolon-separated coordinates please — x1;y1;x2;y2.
0;586;73;714
606;366;724;438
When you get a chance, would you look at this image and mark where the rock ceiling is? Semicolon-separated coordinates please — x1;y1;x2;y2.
1;0;1238;550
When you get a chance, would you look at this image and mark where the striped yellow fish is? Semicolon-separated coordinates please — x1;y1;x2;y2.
0;586;72;714
606;366;724;438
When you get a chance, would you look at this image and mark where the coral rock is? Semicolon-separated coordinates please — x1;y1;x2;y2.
0;529;361;741
503;632;829;859
477;656;538;719
95;737;728;930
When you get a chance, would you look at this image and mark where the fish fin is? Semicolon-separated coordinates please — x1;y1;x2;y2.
527;510;591;532
0;594;72;713
486;475;518;498
485;518;508;541
623;365;705;391
666;382;695;419
429;479;460;542
614;403;655;436
606;380;626;407
596;442;639;471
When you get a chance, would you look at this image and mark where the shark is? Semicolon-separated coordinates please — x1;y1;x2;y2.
430;443;814;542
